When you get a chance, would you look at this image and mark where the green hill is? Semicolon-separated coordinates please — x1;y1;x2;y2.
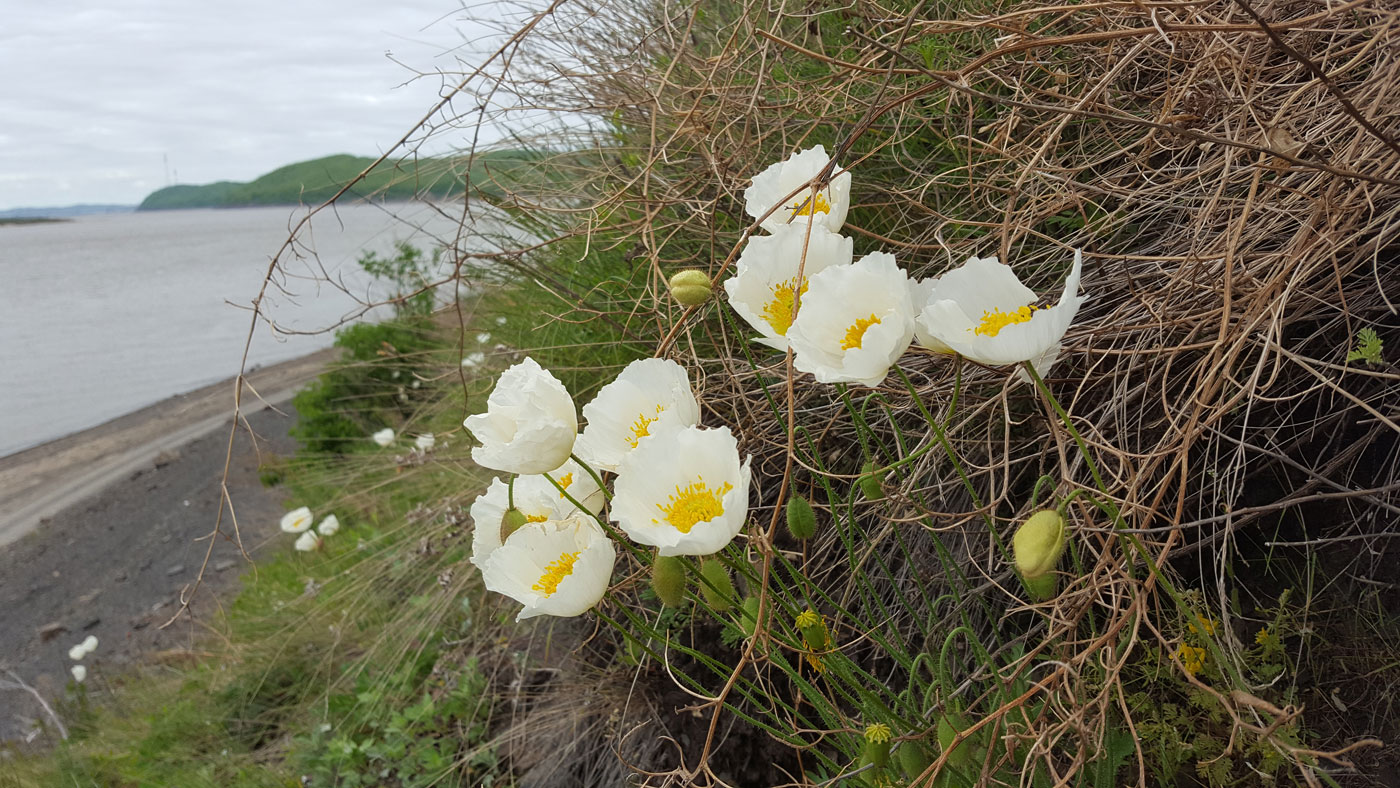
137;152;534;211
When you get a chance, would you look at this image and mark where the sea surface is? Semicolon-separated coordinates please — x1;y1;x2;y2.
0;203;484;456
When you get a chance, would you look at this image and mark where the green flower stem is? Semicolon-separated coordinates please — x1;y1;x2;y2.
506;473;515;510
893;367;997;533
568;453;612;501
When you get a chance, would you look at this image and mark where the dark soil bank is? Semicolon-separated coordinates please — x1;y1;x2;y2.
0;404;299;743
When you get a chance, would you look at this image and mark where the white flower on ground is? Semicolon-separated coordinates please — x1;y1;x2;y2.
81;635;97;654
71;665;87;683
464;357;578;474
372;428;395;448
495;316;508;326
574;358;701;473
280;506;314;534
788;252;916;387
480;515;615;621
611;425;752;556
476;332;491;343
915;250;1084;378
415;433;436;451
316;515;340;537
461;352;486;368
294;531;322;552
744;145;852;233
468;460;604;570
723;223;854;350
68;643;86;661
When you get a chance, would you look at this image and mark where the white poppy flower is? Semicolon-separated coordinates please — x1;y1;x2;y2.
476;332;491;343
415;433;436;451
611;425;752;556
316;514;340;536
468;460;604;570
461;352;486;368
372;428;395;448
464;357;578;474
71;665;87;683
68;644;86;661
574;358;701;473
723;223;854;350
744;145;852;233
915;251;1084;378
294;531;322;552
81;635;97;654
480;515;615;621
280;506;314;534
787;252;916;387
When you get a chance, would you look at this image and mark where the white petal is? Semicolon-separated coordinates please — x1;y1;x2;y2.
294;531;322;552
465;357;578;474
71;665;86;683
316;515;340;536
372;428;396;447
280;506;313;534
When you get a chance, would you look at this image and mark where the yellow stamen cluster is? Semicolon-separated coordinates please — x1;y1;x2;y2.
789;192;831;217
656;478;733;533
532;551;581;596
558;472;574;489
794;609;821;629
627;405;666;448
973;304;1037;337
761;278;809;337
841;314;882;350
526;513;550;524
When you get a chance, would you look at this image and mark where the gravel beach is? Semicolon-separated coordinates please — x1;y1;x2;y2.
0;350;333;743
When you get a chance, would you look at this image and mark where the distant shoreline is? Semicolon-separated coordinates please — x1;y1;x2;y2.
0;217;69;226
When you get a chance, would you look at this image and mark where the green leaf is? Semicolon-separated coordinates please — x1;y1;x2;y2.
1345;328;1384;367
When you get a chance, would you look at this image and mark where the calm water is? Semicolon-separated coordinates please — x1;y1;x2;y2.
0;204;477;456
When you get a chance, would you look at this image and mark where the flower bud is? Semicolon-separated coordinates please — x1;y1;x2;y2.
795;609;830;652
785;494;817;540
652;555;687;608
499;507;529;543
738;596;761;638
1012;509;1066;578
897;739;933;780
699;558;736;612
668;270;712;306
857;461;884;501
936;708;975;768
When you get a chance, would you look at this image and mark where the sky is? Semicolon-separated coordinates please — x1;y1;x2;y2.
0;1;528;210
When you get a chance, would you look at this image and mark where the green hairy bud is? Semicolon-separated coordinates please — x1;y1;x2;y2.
651;555;687;608
738;597;761;638
668;270;712;306
858;461;884;501
896;739;933;780
785;494;817;540
699;558;736;612
499;508;529;542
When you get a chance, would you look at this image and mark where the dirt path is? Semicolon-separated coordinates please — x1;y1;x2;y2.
0;350;334;743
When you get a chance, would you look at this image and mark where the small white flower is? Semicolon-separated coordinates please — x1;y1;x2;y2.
411;380;422;389
68;644;86;661
744;145;852;234
415;433;436;451
461;352;487;368
495;316;508;325
915;250;1084;378
788;252;916;387
81;635;97;654
464;357;578;474
294;531;322;552
280;506;314;534
316;515;340;536
723;223;854;350
372;428;395;448
71;665;87;683
476;332;491;343
480;515;615;621
611;425;752;556
468;459;604;570
574;358;701;473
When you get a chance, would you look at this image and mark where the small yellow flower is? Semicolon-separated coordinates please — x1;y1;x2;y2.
1188;616;1219;636
1255;627;1277;648
1177;644;1206;676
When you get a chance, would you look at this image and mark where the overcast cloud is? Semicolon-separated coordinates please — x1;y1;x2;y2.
0;1;522;209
